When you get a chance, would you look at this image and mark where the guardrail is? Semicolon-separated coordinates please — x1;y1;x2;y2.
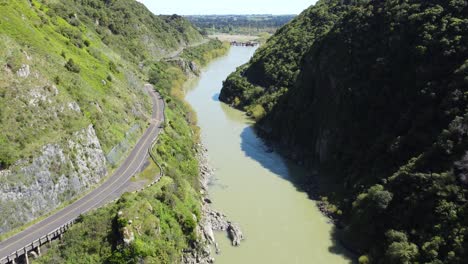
136;93;165;193
0;220;75;264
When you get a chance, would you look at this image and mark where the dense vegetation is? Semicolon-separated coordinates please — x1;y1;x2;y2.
220;0;349;119
47;0;203;62
180;39;230;67
186;15;295;35
34;40;229;263
220;0;468;263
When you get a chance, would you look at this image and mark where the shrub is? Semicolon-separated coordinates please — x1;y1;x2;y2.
65;58;80;73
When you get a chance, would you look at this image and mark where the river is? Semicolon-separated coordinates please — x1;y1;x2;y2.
185;46;352;264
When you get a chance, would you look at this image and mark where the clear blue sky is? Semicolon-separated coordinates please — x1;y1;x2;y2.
136;0;318;15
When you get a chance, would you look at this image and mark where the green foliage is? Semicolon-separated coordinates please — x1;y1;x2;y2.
219;0;348;112
220;0;468;263
385;231;419;264
180;39;229;67
64;58;80;73
358;255;370;264
47;1;203;62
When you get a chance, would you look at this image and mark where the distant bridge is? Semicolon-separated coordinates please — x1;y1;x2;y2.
230;41;259;47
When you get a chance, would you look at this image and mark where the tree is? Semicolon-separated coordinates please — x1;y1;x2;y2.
385;241;419;264
385;230;419;264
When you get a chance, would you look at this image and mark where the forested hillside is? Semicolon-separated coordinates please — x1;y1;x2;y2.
220;0;468;263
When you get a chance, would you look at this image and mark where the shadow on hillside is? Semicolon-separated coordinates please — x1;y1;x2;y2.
239;126;356;263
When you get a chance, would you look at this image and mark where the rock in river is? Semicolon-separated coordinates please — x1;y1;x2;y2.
227;222;244;246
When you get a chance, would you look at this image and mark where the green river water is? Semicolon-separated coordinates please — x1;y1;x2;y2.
185;46;352;264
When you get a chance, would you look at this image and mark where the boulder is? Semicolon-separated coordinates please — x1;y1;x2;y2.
227;222;244;246
16;64;30;78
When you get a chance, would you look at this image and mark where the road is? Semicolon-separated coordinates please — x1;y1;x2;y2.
0;84;164;260
165;39;209;60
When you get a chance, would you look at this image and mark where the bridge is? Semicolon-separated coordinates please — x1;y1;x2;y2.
230;41;259;47
0;85;165;264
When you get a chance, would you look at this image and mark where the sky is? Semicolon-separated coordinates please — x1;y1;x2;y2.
136;0;318;15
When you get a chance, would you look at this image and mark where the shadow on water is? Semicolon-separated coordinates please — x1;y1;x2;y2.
239;126;357;263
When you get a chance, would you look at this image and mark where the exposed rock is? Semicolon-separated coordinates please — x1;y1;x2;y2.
189;61;199;74
0;125;107;234
68;101;81;113
227;222;244;246
122;226;135;246
49;84;59;96
168;58;200;76
16;64;30;78
202;221;215;244
23;51;32;61
27;85;58;106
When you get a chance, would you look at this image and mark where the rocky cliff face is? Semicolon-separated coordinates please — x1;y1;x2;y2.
0;125;107;233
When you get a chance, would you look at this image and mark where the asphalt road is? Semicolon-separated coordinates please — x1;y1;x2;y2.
0;84;164;259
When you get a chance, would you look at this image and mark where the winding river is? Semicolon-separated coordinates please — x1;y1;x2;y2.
185;46;351;264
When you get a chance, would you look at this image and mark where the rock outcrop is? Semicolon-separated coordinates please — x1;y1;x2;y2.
16;64;30;78
0;125;107;233
227;223;244;246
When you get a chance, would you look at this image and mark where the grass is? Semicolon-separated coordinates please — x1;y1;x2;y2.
131;158;161;183
0;0;151;166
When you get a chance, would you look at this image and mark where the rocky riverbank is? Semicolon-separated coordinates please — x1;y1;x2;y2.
183;143;244;264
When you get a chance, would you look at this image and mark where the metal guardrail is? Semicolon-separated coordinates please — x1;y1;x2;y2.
0;220;75;264
137;93;165;193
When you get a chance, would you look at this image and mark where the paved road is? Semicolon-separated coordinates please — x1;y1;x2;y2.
0;84;164;260
165;39;209;60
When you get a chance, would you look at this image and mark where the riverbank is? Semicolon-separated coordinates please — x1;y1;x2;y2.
183;144;244;263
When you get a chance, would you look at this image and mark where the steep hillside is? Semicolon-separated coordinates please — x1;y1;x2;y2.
219;0;350;119
34;41;230;264
0;0;203;235
220;0;468;263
